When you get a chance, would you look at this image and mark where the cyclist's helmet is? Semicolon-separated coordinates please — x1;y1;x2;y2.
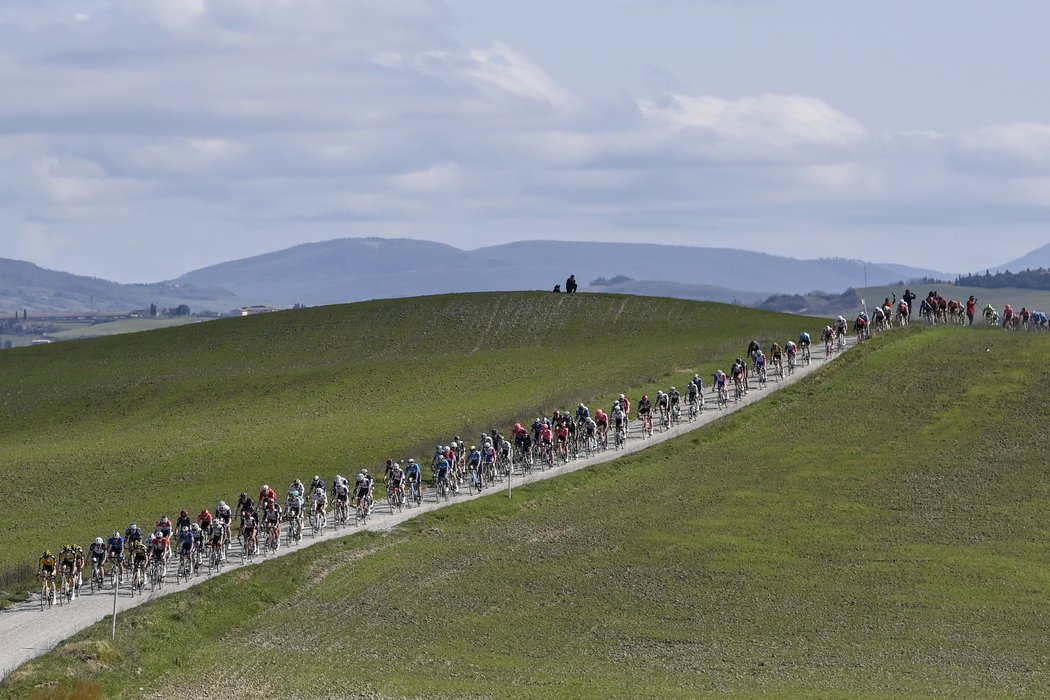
620;394;625;400
335;474;342;481
694;374;699;380
363;469;369;476
240;492;247;498
43;549;52;557
314;475;320;481
670;387;676;392
130;523;138;530
262;484;269;491
95;537;104;545
180;509;188;516
657;390;663;396
112;531;120;538
191;523;200;532
62;544;70;552
642;394;648;400
146;533;155;542
161;515;170;523
290;490;300;498
218;501;226;508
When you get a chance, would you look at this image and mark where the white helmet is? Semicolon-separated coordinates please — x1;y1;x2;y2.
95;537;103;545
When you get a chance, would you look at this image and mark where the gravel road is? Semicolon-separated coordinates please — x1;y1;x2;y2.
0;338;853;680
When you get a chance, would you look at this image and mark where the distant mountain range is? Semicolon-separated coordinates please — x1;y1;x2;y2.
0;236;998;315
171;237;952;307
0;258;245;314
993;243;1050;273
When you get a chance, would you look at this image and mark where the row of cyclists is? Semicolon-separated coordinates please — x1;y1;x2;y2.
36;328;842;605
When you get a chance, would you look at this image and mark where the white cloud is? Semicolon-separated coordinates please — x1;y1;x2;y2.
959;123;1050;168
638;93;867;147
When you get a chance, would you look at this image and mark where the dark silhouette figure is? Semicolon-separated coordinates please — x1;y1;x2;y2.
902;289;917;319
553;284;561;293
566;275;577;293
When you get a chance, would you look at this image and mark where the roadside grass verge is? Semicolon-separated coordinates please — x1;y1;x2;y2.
0;292;817;576
6;326;1049;697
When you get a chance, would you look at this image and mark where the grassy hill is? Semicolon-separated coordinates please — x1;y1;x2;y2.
6;324;1049;697
0;292;816;579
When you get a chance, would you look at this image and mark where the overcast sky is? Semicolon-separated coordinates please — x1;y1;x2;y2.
1;0;1048;282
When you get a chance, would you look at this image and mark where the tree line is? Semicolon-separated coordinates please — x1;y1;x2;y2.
956;268;1050;290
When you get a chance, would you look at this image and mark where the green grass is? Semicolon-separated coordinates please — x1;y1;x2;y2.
0;292;815;577
6;325;1050;697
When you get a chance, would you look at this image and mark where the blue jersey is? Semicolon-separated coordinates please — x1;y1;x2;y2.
406;464;421;479
436;458;450;476
107;536;124;553
799;332;811;344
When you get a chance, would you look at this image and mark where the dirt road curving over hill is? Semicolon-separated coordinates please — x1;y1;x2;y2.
0;339;854;680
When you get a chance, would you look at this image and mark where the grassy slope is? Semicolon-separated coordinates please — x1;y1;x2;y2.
0;292;814;570
6;325;1050;698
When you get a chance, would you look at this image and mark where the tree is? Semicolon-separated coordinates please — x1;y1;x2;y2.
174;304;191;316
149;303;157;317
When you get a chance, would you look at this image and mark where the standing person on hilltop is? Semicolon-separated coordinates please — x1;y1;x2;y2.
566;275;577;293
903;289;917;319
966;296;977;326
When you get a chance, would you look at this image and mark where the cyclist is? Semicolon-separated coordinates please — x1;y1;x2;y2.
286;489;304;539
785;340;797;366
668;386;681;413
835;315;848;337
263;499;282;548
747;339;761;361
259;484;278;507
213;501;231;544
176;526;195;569
175;509;192;533
714;369;728;400
770;342;783;372
756;352;767;382
208;517;225;561
190;522;205;561
38;549;57;602
150;530;169;567
312;485;329;521
611;402;627;442
686;379;699;410
107;530;126;584
798;331;811;357
730;360;746;396
592;408;608;445
555;420;570;460
72;544;85;594
241;508;259;551
655;390;669;422
355;470;374;514
236;492;254;519
636;394;653;436
156;515;173;541
310;474;326;495
466;446;483;489
334;473;351;514
434;454;451;496
128;538;148;587
576;403;590;424
88;537;107;580
691;373;704;395
822;325;835;352
539;421;555;461
59;545;77;599
197;507;213;534
618;394;631;422
581;414;597;445
125;522;143;546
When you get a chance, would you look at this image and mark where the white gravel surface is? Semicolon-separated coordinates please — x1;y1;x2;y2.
0;339;853;680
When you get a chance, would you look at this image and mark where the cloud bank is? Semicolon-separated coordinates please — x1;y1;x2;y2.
0;1;1046;281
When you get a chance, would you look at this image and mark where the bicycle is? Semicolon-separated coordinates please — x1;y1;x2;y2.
209;543;223;574
614;422;626;449
639;414;653;438
39;573;55;611
670;403;681;426
787;354;796;375
176;553;192;584
241;531;257;563
89;559;104;593
356;497;371;524
408;481;422;506
688;396;700;420
334;498;350;525
313;507;326;535
131;562;146;595
286;515;303;546
149;558;165;592
717;384;729;409
59;570;74;605
801;344;811;365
